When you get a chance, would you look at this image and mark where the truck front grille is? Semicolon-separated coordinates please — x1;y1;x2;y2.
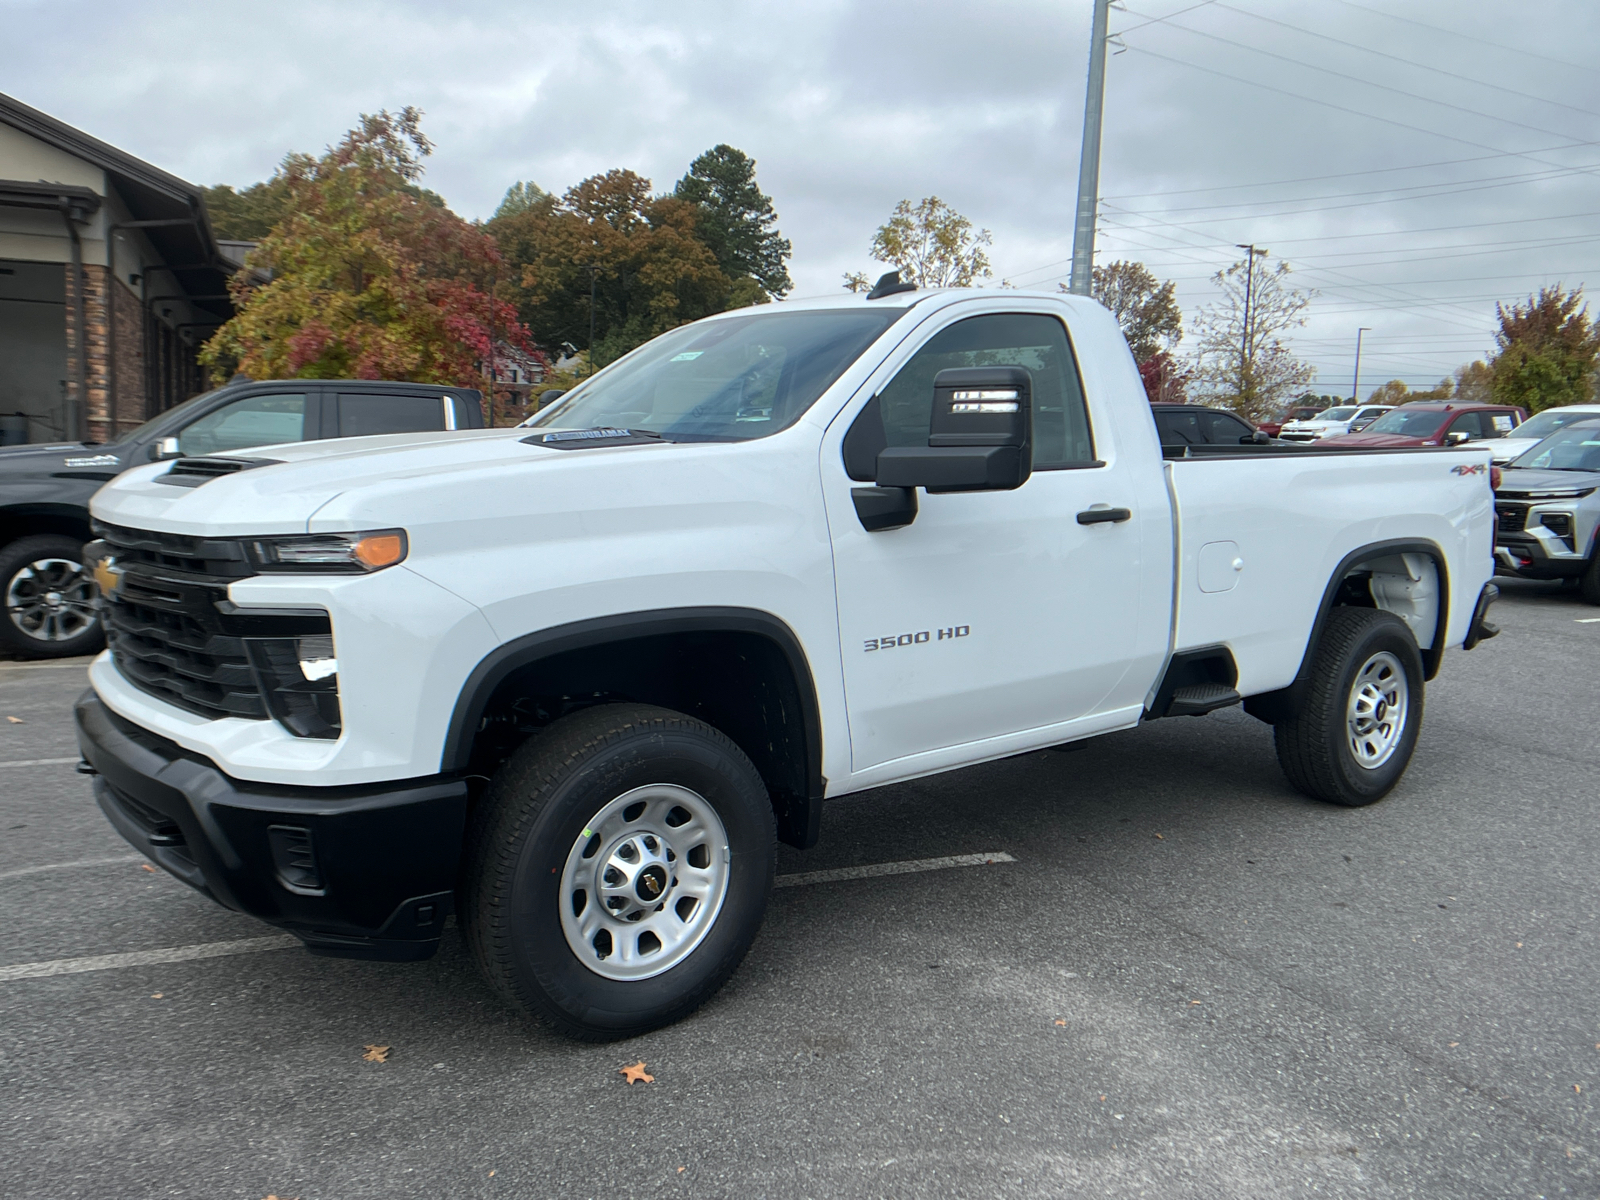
1495;501;1529;534
97;524;329;724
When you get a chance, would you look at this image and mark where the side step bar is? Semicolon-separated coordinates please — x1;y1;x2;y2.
1166;683;1242;717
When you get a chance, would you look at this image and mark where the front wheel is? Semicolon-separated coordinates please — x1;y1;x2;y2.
0;535;105;659
1273;607;1424;807
462;703;776;1040
1580;553;1600;606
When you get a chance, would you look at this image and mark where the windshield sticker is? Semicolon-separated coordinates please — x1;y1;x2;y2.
670;351;704;362
1492;415;1513;431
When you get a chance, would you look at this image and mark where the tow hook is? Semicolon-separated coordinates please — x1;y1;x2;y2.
1463;582;1500;650
75;760;97;776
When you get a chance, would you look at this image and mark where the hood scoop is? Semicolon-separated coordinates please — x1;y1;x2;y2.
156;456;283;487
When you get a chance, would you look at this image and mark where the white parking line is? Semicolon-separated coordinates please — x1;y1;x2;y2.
1576;618;1600;624
0;757;82;769
0;851;1018;982
774;851;1016;888
0;855;143;882
0;936;301;982
0;659;95;673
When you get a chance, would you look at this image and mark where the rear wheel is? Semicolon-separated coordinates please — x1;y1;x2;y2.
1274;607;1424;807
0;535;104;659
462;703;776;1040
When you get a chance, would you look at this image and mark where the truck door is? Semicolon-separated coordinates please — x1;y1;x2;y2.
822;308;1149;776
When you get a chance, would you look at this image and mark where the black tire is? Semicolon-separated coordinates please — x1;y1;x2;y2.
1580;553;1600;606
461;703;776;1041
0;535;104;659
1273;607;1424;807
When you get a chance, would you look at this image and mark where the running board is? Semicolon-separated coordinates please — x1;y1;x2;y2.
1166;683;1242;717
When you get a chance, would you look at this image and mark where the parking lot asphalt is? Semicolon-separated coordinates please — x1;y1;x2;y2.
2;578;1598;1199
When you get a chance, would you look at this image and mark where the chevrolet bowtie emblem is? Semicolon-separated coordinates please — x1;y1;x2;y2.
92;556;123;600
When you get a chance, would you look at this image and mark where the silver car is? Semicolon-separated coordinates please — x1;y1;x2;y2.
1494;417;1600;602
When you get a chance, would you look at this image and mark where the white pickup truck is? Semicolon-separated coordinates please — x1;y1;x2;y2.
75;282;1501;1039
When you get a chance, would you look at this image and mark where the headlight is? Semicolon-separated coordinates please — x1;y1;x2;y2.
247;633;341;739
251;530;407;573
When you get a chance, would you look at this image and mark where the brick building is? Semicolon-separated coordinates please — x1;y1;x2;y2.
0;92;236;446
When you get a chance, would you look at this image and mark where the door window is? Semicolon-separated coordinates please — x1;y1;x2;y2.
1155;409;1203;447
338;393;447;437
848;313;1094;477
1199;411;1254;444
1449;412;1489;440
177;393;309;456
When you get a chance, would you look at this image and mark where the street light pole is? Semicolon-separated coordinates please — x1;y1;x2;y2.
1068;0;1113;297
1235;244;1267;404
1352;327;1372;403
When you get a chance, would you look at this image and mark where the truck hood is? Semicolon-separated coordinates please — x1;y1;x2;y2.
87;426;682;535
1494;467;1600;496
1490;435;1547;463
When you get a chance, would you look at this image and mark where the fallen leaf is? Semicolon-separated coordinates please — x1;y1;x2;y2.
619;1060;654;1084
1099;1094;1107;1102
1189;1000;1202;1006
5;716;21;724
1449;1042;1459;1047
150;993;163;999
1153;833;1164;840
488;1171;495;1177
362;1044;391;1063
1577;1085;1583;1094
140;864;155;873
1054;1019;1067;1027
677;1167;686;1173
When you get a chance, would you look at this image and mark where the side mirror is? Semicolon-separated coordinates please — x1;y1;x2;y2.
538;389;566;409
1244;430;1271;444
148;436;182;461
875;367;1033;493
1445;430;1471;446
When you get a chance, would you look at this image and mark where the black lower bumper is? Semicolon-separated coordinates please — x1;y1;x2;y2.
74;691;468;961
1496;537;1585;579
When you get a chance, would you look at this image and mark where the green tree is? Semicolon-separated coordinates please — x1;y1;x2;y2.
490;168;730;366
200;108;528;385
1489;285;1600;413
494;180;554;221
865;197;992;289
1187;255;1316;422
1080;260;1182;361
201;179;292;241
673;145;792;300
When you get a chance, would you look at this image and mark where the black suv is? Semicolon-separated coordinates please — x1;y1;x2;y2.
1150;403;1272;450
0;379;484;659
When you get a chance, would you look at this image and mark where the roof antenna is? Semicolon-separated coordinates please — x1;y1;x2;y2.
865;271;918;300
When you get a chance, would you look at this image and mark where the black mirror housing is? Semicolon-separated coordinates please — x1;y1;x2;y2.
874;367;1033;493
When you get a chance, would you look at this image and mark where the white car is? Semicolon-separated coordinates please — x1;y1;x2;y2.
1487;403;1600;464
74;285;1500;1039
1278;404;1394;442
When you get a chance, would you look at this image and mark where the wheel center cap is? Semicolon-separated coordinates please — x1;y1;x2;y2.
635;864;668;902
45;592;61;606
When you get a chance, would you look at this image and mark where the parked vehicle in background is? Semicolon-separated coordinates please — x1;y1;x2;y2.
1151;403;1272;449
1484;403;1600;464
1257;402;1328;438
1278;404;1394;442
75;286;1498;1040
0;378;484;659
1493;417;1600;602
1319;402;1526;451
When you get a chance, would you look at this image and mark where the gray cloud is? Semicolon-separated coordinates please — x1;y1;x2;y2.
7;0;1598;393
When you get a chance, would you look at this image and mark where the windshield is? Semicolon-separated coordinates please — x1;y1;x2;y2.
1315;407;1358;421
1512;421;1600;471
118;387;225;446
1512;407;1598;441
523;309;905;442
1366;408;1447;436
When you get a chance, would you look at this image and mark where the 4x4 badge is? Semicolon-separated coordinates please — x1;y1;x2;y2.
1451;463;1487;475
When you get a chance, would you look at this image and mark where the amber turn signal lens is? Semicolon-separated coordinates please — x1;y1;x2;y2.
353;533;406;568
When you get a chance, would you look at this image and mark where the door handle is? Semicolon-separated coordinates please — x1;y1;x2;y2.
1077;507;1132;525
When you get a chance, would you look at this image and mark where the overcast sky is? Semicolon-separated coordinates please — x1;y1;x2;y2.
7;0;1599;396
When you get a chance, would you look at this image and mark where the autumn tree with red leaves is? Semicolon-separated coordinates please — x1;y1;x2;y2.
201;109;530;388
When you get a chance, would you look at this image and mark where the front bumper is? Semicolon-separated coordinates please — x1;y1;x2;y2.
1495;538;1586;579
75;691;468;961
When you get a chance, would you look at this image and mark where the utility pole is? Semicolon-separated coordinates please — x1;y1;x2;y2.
1235;244;1267;404
1352;327;1371;403
1068;0;1112;296
585;264;600;375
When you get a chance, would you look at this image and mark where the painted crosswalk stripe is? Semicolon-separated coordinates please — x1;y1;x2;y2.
774;851;1016;889
0;936;301;982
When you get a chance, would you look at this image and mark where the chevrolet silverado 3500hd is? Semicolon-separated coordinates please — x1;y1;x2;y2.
74;285;1500;1039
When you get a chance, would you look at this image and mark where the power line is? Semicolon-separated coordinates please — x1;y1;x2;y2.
1214;2;1600;123
1330;0;1600;80
1112;0;1217;37
1123;6;1597;149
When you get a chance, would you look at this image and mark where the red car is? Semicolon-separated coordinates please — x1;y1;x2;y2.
1257;403;1327;438
1319;402;1527;449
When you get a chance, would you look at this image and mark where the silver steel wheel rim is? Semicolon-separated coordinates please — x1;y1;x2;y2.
5;557;97;642
559;783;731;982
1347;650;1408;769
